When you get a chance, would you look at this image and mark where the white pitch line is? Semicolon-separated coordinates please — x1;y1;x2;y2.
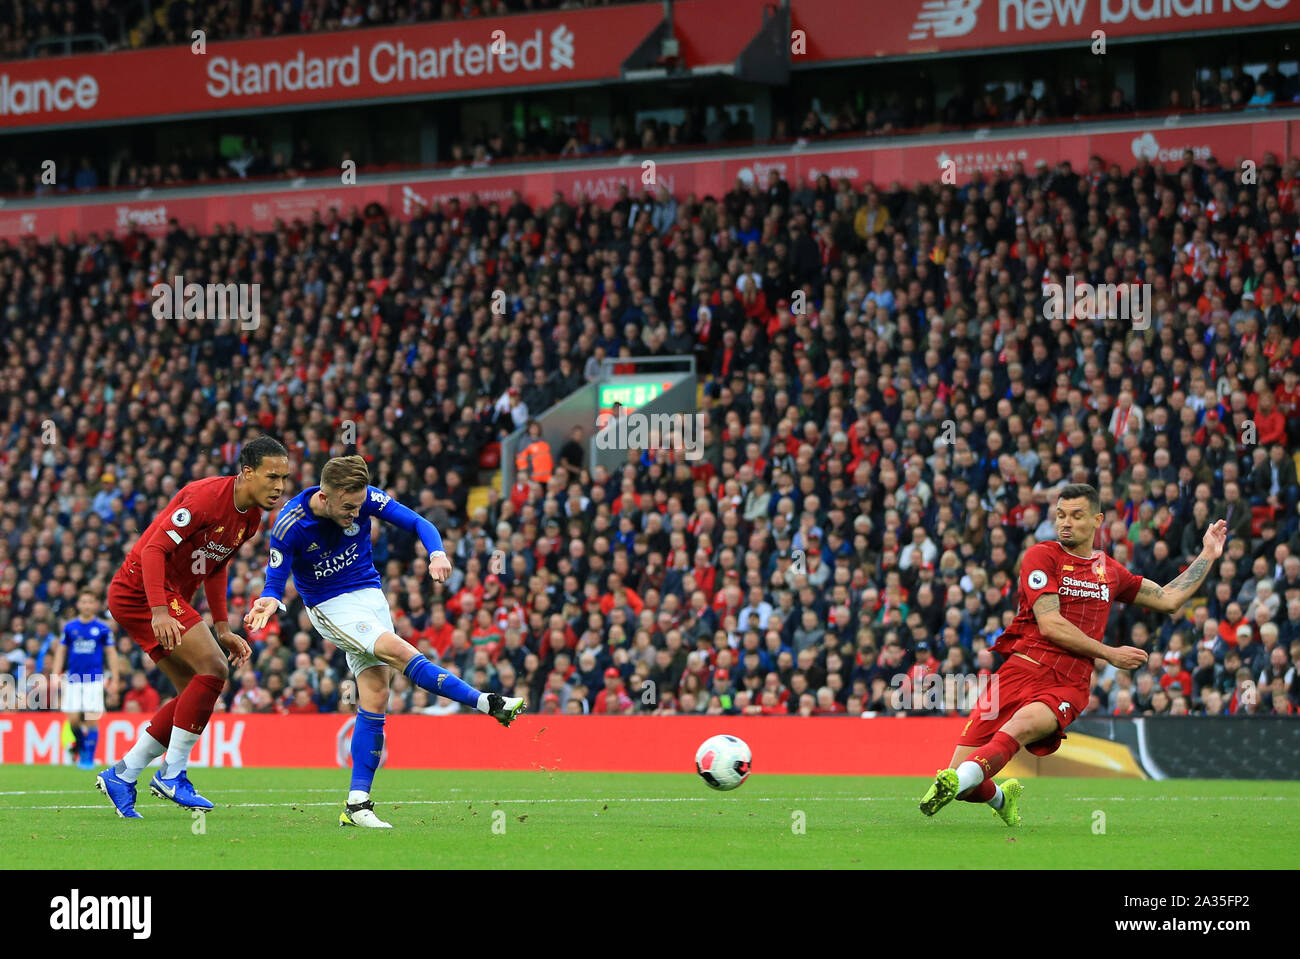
10;790;894;805
4;785;1291;801
1067;795;1293;801
0;787;423;797
20;790;821;805
4;794;1296;812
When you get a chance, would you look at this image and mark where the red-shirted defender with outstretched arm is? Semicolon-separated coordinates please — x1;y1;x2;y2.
918;483;1227;826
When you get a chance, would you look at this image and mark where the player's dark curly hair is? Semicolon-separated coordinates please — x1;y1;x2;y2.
1058;482;1101;514
238;435;289;472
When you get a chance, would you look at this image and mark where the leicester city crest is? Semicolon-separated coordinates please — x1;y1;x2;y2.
344;522;361;536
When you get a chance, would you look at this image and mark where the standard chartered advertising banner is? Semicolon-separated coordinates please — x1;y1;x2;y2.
0;4;662;129
2;0;1296;129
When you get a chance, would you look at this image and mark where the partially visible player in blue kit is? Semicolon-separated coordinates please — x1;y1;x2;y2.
244;455;525;828
52;591;121;769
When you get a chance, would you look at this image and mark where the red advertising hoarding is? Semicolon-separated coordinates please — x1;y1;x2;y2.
0;4;663;129
793;0;1300;63
0;712;966;775
2;115;1291;243
1;1;1295;131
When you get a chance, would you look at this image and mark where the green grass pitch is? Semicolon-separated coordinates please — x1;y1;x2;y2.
2;767;1296;869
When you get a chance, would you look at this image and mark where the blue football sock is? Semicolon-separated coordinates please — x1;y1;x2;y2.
82;728;99;764
403;655;482;709
350;709;385;795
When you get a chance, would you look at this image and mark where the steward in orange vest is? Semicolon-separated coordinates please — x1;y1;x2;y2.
515;438;553;483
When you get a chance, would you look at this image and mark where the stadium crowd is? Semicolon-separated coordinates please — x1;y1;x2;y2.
0;0;639;60
3;140;1300;722
6;69;1296;199
3;0;1296;201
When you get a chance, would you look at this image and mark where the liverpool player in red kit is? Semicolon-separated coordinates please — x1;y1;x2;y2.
96;436;289;818
919;483;1226;826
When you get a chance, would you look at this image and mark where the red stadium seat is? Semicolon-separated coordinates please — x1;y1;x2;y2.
1251;505;1275;536
478;442;501;470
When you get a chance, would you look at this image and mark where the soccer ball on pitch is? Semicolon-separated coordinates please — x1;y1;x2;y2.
695;734;752;791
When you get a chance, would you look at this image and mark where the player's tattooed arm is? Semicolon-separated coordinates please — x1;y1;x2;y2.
1031;593;1115;663
1135;557;1212;613
1134;579;1169;611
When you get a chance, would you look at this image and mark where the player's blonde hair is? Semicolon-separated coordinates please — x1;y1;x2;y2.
320;455;370;494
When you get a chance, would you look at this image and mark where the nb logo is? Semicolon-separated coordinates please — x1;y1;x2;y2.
908;0;980;41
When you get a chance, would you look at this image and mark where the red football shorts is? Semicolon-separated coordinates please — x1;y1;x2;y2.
955;653;1089;757
108;571;203;663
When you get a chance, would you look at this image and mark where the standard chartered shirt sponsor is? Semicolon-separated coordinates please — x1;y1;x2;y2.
1060;575;1110;603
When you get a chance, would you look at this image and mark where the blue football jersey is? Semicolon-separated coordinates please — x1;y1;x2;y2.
262;485;443;608
62;618;112;679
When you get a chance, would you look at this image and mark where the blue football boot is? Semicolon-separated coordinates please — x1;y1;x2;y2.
95;766;143;819
149;769;215;810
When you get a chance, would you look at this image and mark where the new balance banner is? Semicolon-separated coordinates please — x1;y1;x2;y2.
793;0;1299;63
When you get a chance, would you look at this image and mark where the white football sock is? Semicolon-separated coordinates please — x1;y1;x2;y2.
115;732;167;782
955;760;985;794
161;728;201;778
987;785;1005;810
348;790;370;805
476;693;490;713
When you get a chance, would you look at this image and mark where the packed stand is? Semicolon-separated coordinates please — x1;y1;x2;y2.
0;0;644;60
0;0;126;59
2;146;1300;721
2;22;1295;198
142;0;647;49
9;75;1298;199
806;62;1300;138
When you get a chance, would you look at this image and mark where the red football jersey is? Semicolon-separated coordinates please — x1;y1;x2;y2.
117;475;263;617
1000;540;1142;685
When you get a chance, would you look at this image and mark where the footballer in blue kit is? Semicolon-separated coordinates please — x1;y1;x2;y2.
51;591;121;769
244;454;525;828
